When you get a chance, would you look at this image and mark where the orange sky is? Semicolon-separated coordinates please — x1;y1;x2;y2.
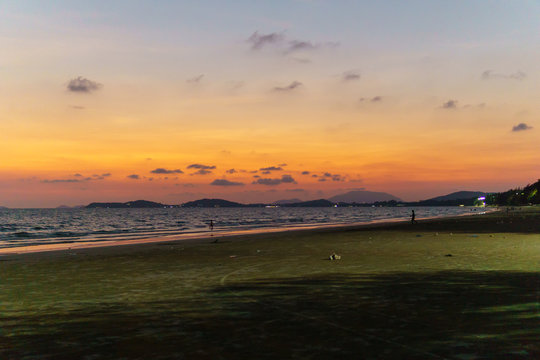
1;1;539;207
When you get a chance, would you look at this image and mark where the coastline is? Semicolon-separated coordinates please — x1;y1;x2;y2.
0;207;498;256
2;206;539;359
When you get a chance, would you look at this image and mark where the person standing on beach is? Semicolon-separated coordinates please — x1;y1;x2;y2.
209;220;214;232
411;210;417;224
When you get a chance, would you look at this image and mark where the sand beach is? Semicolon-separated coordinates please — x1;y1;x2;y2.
1;207;539;359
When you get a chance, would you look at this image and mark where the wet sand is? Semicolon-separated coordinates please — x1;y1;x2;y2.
1;207;539;359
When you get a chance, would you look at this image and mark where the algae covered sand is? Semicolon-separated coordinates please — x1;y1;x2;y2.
1;209;539;359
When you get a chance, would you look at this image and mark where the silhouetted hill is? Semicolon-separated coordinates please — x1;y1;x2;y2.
427;191;487;202
0;206;8;209
181;199;244;207
494;179;540;205
328;190;401;203
281;199;335;207
86;200;168;208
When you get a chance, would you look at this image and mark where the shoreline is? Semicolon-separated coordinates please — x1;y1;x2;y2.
2;206;538;359
0;207;499;256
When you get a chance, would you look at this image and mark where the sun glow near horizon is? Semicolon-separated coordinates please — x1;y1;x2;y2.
1;1;539;207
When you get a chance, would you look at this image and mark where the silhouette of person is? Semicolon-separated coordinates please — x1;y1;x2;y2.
209;220;214;231
411;210;417;224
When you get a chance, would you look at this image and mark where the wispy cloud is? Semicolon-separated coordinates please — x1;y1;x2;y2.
42;179;82;183
247;31;285;50
342;71;360;82
252;174;297;186
150;168;184;174
186;74;204;84
512;123;533;132
187;164;216;170
247;31;338;56
273;81;302;92
191;169;213;175
260;166;283;171
441;100;458;109
127;174;140;180
67;76;102;93
285;40;338;54
210;179;244;186
481;70;526;81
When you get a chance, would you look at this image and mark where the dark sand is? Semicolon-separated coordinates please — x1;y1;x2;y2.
1;207;539;359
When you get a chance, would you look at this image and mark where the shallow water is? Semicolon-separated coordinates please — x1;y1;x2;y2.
0;206;487;248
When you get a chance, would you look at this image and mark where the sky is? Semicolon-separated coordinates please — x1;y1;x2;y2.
1;0;539;207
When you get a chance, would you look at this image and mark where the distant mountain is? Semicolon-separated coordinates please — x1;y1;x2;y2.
281;199;335;207
181;198;244;207
328;190;401;204
273;198;303;205
0;206;8;209
426;191;487;202
86;200;168;208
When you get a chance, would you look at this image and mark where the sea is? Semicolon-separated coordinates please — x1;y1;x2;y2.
0;206;489;249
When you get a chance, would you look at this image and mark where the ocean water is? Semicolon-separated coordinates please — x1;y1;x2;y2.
0;206;486;249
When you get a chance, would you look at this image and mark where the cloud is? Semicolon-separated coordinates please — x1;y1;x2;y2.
342;71;360;81
127;174;140;180
253;178;282;185
70;105;85;110
253;174;297;185
247;31;285;50
323;172;332;177
150;168;184;174
247;31;338;56
273;81;302;92
481;70;526;81
67;76;102;93
371;96;382;102
186;74;204;84
73;173;82;177
102;173;111;177
512;123;533;132
191;169;213;175
441;100;458;109
260;166;283;171
281;174;296;183
210;179;245;186
301;171;310;175
318;178;327;182
261;171;271;175
187;164;216;170
286;40;339;54
226;169;237;174
285;188;307;192
42;179;81;183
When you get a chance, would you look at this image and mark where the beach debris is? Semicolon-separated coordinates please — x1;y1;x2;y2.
229;255;237;258
329;252;341;260
444;254;453;257
416;234;422;237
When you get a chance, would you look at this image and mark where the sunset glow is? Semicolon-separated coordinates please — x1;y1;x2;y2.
1;1;539;207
